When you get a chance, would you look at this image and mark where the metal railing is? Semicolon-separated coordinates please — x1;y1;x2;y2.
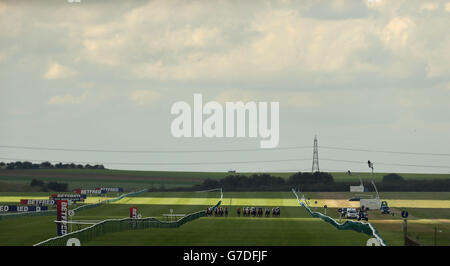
33;192;223;246
292;188;387;246
0;189;149;221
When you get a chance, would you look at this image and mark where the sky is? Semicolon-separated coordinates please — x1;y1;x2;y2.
0;0;449;174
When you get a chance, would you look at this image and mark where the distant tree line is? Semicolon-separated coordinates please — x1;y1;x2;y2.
382;173;404;183
377;173;450;191
0;161;105;170
177;172;450;192
30;179;69;192
190;172;336;191
377;179;450;192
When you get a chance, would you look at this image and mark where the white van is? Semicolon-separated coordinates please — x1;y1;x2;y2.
360;198;381;210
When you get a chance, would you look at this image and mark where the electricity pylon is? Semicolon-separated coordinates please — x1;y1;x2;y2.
312;135;320;173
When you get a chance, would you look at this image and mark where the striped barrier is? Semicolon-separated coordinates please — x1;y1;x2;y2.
33;190;223;246
0;209;57;220
292;189;387;246
33;211;206;246
0;189;149;221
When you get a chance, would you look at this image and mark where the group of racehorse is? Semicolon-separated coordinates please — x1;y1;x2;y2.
205;206;228;216
237;207;280;217
205;206;281;217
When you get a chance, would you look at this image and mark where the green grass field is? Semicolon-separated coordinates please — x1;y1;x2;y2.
85;217;369;246
1;191;450;246
0;205;370;246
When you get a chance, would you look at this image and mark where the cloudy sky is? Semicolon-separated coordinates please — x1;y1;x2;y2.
0;0;449;174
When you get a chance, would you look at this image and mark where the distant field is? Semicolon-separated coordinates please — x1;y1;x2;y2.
0;181;42;192
328;172;450;182
1;169;449;191
0;169;211;190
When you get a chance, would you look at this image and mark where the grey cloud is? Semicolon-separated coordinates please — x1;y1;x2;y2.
0;0;449;173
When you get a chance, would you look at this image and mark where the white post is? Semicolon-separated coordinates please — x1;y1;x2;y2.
369;161;380;200
371;167;373;181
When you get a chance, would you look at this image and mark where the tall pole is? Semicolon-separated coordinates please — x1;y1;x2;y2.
403;218;408;246
371;167;373;181
312;135;320;173
434;225;437;246
368;160;379;199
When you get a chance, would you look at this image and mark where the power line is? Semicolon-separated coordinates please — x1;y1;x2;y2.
1;144;450;157
320;145;450;157
1;156;449;169
321;158;450;169
0;145;311;153
0;157;311;166
312;135;319;172
252;169;318;173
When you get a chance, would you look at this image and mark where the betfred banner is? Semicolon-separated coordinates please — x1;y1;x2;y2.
0;205;48;212
74;189;106;195
130;207;137;219
56;200;68;236
20;199;55;206
97;187;123;193
51;193;87;199
50;194;86;202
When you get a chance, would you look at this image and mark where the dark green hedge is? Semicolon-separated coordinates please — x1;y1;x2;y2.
182;172;450;192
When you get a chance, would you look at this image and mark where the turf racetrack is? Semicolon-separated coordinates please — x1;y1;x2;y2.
0;192;372;246
1;192;450;246
84;216;370;246
0;204;371;246
2;195;450;209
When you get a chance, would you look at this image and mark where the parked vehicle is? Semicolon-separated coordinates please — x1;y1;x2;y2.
360;198;381;210
345;208;358;219
339;208;348;217
381;201;390;214
357;210;369;221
